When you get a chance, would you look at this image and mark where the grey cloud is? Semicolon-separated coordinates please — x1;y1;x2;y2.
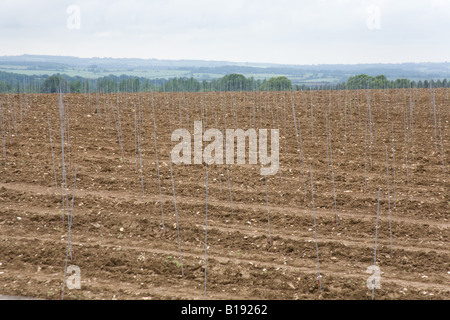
0;0;448;64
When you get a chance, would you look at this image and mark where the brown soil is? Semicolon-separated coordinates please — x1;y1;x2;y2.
0;89;448;300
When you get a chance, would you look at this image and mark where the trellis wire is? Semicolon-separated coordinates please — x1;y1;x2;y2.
65;97;71;169
328;133;338;225
291;91;307;201
310;89;314;144
385;146;393;257
409;85;415;160
47;114;58;193
364;113;368;190
221;100;234;214
169;153;184;276
325;113;330;178
309;164;322;291
438;106;445;174
372;188;381;301
1;100;7;167
367;89;374;168
137;102;145;204
264;173;272;247
58;92;68;224
115;94;125;162
391;122;397;208
151;91;166;234
62;166;78;300
431;85;438;153
214;111;223;193
204;166;209;299
403;106;409;184
344;90;348;155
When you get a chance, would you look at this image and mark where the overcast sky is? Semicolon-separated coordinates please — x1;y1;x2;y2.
1;0;449;65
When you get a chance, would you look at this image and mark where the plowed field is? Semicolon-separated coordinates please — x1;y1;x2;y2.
0;89;448;300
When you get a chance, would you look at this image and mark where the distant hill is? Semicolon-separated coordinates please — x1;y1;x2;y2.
0;55;449;84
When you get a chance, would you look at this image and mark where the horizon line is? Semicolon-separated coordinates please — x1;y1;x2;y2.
1;53;449;68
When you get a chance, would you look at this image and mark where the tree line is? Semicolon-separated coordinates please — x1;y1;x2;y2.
0;71;449;94
343;74;449;89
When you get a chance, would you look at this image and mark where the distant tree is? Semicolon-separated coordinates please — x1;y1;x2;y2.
393;78;411;89
201;80;209;91
97;76;119;93
41;75;70;93
141;79;155;92
118;78;140;92
430;80;436;88
70;80;81;93
0;81;11;93
345;74;372;89
164;77;201;92
344;74;394;89
423;80;429;88
373;75;388;89
219;74;247;91
259;76;292;91
443;79;448;88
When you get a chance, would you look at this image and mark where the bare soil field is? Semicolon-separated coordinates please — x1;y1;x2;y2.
0;89;448;300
